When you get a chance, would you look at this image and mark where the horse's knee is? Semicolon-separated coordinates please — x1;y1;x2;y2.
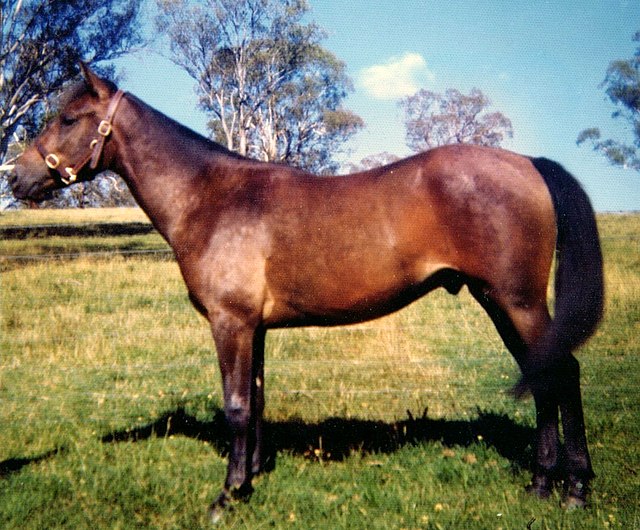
225;394;251;431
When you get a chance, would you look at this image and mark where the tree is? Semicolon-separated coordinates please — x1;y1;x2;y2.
577;31;640;172
34;172;138;209
0;0;144;208
399;87;513;152
0;0;143;160
343;152;400;174
156;0;363;174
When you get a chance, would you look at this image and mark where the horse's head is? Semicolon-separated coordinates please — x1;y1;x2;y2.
10;64;124;201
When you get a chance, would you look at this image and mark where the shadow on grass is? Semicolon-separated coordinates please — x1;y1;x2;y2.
0;448;64;478
100;407;536;473
0;408;534;478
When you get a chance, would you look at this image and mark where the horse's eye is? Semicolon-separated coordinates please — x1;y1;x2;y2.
61;115;77;126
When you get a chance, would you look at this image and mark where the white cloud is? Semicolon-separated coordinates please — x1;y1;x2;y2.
359;53;434;100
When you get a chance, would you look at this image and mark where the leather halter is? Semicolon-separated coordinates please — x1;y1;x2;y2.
39;90;126;185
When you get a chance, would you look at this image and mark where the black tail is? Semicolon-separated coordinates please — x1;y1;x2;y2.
514;158;604;398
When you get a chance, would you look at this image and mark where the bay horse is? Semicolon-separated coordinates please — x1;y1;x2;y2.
10;65;603;518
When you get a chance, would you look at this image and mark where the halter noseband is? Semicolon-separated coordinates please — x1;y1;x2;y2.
39;89;126;185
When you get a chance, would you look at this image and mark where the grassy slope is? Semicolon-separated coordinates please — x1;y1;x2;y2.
0;210;638;529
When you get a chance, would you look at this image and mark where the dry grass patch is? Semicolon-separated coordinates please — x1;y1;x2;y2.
0;207;149;227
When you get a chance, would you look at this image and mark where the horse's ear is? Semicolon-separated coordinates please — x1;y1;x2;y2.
79;61;113;100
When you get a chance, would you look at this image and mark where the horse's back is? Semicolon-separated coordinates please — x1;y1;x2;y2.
260;145;556;325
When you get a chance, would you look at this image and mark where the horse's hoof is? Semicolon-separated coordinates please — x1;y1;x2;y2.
209;505;225;525
525;474;553;499
208;483;254;523
563;495;587;511
209;490;231;525
563;477;589;510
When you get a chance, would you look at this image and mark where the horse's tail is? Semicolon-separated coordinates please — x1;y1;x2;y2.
513;157;604;398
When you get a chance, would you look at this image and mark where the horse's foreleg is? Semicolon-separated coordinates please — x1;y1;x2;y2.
208;312;261;519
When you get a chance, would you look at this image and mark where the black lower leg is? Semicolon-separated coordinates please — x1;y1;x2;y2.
559;356;594;507
209;316;261;521
251;327;265;475
209;403;254;521
225;403;254;492
529;391;561;498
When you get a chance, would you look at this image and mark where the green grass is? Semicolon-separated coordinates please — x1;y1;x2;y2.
0;207;168;271
1;210;638;528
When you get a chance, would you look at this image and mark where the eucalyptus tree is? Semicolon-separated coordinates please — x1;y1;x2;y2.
0;0;143;160
399;87;513;152
156;0;362;173
577;31;640;172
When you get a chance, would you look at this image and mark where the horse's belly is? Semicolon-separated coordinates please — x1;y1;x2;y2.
263;250;446;326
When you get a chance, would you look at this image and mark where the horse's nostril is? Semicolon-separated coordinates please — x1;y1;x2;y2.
8;166;21;185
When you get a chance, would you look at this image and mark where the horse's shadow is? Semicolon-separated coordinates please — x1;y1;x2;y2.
103;406;536;472
1;407;535;478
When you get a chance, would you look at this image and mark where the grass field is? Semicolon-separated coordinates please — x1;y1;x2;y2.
1;208;638;529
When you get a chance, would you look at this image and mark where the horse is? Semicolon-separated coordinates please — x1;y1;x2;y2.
10;64;603;518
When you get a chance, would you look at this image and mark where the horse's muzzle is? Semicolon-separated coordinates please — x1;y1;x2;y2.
8;163;53;201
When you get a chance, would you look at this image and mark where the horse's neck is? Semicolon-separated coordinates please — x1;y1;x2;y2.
111;95;228;245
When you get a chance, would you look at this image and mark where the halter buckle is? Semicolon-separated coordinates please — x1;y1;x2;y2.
97;120;112;137
39;90;124;186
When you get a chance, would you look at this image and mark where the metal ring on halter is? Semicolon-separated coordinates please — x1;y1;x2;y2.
45;153;61;170
62;167;78;185
36;90;125;185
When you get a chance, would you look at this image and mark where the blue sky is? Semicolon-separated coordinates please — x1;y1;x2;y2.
115;1;640;211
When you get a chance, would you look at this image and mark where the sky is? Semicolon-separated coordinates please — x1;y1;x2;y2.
115;1;640;211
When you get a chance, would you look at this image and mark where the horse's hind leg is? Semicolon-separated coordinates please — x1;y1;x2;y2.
468;284;560;498
558;354;594;508
251;326;266;475
504;303;594;506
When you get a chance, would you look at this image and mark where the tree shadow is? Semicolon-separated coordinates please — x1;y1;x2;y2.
100;406;536;473
0;448;64;478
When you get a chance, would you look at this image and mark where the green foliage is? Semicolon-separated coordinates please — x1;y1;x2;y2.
0;209;638;528
577;31;640;172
